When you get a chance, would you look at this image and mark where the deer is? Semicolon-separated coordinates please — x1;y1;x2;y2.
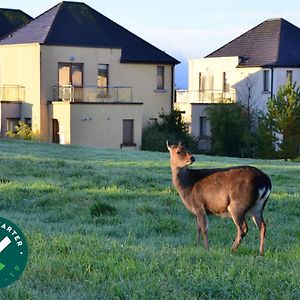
167;142;272;255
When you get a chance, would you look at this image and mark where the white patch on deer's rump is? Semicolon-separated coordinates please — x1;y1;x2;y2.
248;187;271;217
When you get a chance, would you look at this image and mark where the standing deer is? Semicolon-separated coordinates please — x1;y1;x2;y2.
167;142;272;255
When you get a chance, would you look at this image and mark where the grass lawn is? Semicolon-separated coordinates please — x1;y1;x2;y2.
0;138;299;299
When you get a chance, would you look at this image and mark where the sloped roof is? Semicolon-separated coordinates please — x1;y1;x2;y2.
0;8;32;38
206;18;300;68
0;1;179;65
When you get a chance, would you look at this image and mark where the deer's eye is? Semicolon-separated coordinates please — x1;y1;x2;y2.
177;151;186;155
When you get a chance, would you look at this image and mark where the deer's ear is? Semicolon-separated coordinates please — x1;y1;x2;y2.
166;140;171;151
178;141;183;146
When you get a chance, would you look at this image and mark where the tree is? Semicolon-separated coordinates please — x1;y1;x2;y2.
264;82;300;159
236;76;260;133
141;109;199;152
6;121;39;140
206;103;252;157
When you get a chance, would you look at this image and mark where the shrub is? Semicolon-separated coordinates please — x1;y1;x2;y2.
254;114;278;159
141;109;199;152
6;121;39;140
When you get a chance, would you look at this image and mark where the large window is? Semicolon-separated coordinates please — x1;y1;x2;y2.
58;63;83;86
123;119;134;146
156;66;165;90
58;62;83;101
263;70;270;92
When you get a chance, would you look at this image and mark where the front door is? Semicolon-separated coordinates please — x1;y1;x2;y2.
52;119;59;143
58;63;83;101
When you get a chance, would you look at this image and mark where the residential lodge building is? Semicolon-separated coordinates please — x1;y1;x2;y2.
0;1;179;149
176;18;300;151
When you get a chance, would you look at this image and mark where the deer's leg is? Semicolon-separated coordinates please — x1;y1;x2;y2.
195;210;208;249
228;206;248;252
195;222;201;246
242;220;248;235
252;214;266;256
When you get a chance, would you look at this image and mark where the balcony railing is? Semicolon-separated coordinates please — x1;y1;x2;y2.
176;89;236;104
53;85;133;103
0;85;25;101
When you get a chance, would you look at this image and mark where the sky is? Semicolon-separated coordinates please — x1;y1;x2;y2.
2;0;300;88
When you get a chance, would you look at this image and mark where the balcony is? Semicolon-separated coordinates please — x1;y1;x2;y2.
53;85;134;103
0;85;25;101
175;89;236;104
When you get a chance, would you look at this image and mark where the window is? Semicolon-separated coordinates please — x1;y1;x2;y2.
208;74;214;90
7;118;20;133
199;73;202;91
222;72;230;92
58;62;83;101
24;118;32;128
286;70;293;84
98;64;109;96
156;66;165;90
263;70;270;92
58;63;83;86
199;116;208;137
123;119;134;145
98;64;109;87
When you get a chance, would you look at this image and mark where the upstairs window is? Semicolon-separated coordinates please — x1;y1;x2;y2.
98;64;109;97
98;64;109;87
263;70;270;92
199;72;202;91
58;63;83;86
222;72;230;92
156;66;165;90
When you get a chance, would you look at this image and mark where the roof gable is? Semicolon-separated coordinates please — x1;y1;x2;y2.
0;1;179;65
0;8;32;38
206;18;300;68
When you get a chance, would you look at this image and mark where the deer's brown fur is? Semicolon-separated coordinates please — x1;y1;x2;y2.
167;142;272;255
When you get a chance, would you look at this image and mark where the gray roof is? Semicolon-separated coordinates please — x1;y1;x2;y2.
206;18;300;68
0;1;179;65
0;8;32;38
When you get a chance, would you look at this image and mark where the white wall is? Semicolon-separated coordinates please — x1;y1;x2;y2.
188;56;273;112
70;103;143;149
0;44;41;134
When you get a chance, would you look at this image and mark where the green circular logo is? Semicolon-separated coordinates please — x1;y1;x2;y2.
0;217;28;288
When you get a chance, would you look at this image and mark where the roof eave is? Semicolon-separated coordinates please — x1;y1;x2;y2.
120;58;180;65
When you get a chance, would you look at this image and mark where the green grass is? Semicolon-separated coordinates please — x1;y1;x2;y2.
0;138;299;299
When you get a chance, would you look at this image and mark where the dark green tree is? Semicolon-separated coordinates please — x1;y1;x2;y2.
206;103;252;157
265;82;300;159
141;109;199;152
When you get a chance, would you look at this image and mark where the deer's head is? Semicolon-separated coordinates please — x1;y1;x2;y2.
166;141;195;169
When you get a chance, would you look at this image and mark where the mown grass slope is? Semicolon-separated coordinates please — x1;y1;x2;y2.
0;139;299;299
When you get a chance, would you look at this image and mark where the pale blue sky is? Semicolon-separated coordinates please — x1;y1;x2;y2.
2;0;300;87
